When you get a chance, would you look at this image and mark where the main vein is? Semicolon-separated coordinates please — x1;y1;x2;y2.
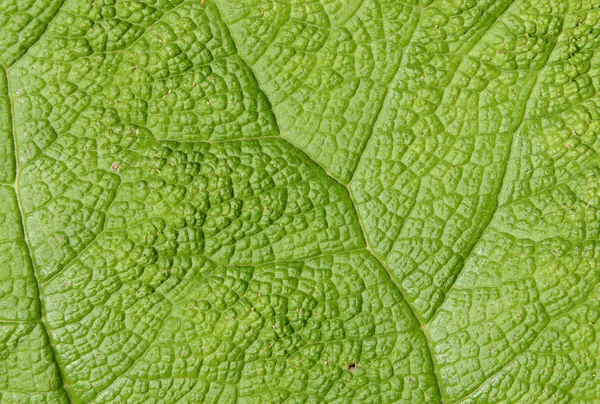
4;65;73;402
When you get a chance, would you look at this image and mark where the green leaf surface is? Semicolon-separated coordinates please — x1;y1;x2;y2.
1;0;599;403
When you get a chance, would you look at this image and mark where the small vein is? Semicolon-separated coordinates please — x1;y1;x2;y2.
212;2;358;198
165;135;281;144
434;8;569;319
7;0;66;68
348;0;516;184
498;160;597;209
41;178;121;286
212;2;282;139
455;316;552;403
361;0;518;263
347;4;424;183
216;247;368;269
90;302;173;403
459;234;598;402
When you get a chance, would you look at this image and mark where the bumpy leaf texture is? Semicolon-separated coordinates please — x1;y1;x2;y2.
1;0;599;403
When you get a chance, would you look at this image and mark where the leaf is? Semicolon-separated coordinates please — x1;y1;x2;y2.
1;0;599;403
